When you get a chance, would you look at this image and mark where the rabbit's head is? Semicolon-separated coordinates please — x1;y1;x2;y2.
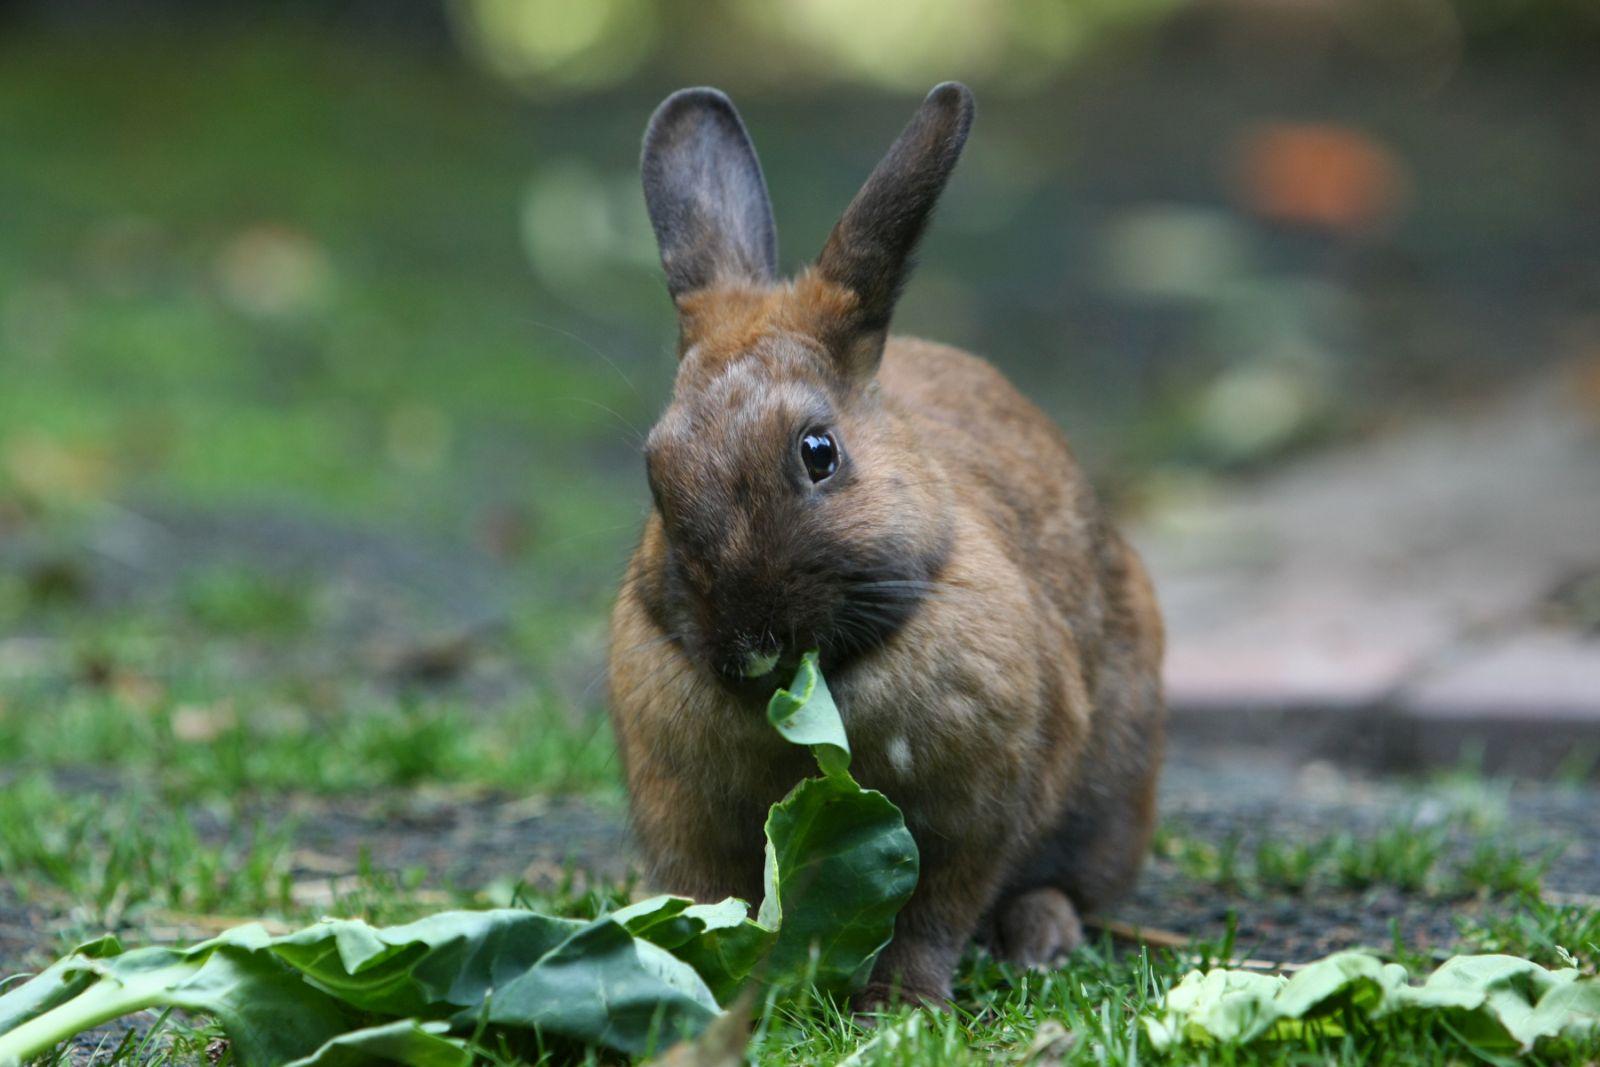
637;83;974;691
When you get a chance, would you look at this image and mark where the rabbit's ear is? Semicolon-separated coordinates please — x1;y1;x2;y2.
815;82;973;353
642;88;778;301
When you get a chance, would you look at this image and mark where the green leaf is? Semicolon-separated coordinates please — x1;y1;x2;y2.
1144;967;1292;1049
1401;954;1585;1051
619;653;920;1000
158;946;356;1065
1520;977;1600;1048
0;941;353;1067
284;1020;471;1067
766;651;851;780
1147;951;1600;1055
483;916;720;1057
0;936;122;1037
760;774;919;992
754;653;919;994
613;895;699;948
666;905;772;1005
1273;951;1406;1022
267;909;584;1018
616;896;772;1004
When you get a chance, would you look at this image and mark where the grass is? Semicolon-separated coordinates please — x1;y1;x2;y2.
1251;837;1320;895
176;565;314;636
0;775;296;925
743;931;1600;1066
4;769;1594;1065
1329;823;1453;894
1157;808;1564;903
1459;898;1600;972
0;671;618;799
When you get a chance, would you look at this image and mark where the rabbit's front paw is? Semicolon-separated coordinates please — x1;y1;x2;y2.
994;886;1083;969
850;980;949;1018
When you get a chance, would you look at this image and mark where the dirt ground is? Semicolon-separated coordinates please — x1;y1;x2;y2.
1126;750;1599;960
6;743;1595;976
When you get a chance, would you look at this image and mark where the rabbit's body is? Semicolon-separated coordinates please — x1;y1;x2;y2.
609;85;1164;1003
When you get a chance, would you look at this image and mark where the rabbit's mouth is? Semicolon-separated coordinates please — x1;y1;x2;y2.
709;571;939;696
739;648;781;679
703;636;813;704
711;662;789;704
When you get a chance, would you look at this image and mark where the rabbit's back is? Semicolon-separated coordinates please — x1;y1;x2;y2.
878;335;1166;908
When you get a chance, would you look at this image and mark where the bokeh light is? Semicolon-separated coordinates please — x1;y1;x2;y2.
449;0;657;91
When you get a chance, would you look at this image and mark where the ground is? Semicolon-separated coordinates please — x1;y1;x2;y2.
3;499;1599;1064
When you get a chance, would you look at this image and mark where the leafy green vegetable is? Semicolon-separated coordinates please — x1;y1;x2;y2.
483;915;719;1054
765;651;851;779
285;1021;469;1067
0;935;122;1037
760;777;917;990
615;896;770;1004
0;931;354;1067
759;652;919;990
0;652;919;1064
268;909;585;1018
1147;950;1600;1054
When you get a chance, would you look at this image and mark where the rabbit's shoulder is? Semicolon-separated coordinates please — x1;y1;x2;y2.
879;337;1098;544
880;338;1077;468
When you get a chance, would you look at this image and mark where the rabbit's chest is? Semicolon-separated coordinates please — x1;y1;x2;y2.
845;684;1028;780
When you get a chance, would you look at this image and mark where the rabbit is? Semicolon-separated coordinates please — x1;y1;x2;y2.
608;81;1165;1006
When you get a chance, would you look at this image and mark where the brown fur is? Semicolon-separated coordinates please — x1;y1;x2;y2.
610;85;1165;1005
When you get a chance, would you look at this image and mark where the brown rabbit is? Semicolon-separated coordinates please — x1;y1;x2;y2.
608;82;1165;1005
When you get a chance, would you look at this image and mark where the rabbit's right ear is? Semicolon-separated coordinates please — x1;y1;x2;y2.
642;88;778;302
814;83;973;372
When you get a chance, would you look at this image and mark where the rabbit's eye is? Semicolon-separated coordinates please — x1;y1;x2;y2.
800;431;838;483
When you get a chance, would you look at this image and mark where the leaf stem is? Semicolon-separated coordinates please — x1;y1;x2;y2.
0;962;198;1067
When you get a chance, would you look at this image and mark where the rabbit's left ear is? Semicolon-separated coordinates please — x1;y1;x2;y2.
815;82;974;348
642;88;778;301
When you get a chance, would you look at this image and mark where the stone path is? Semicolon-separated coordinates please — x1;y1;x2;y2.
1133;368;1600;774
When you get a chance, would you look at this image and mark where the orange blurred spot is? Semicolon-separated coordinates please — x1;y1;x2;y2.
1232;123;1406;233
1569;352;1600;427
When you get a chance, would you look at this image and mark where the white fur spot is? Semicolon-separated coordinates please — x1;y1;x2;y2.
886;735;914;776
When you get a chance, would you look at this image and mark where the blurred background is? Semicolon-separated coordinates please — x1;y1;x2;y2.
1;0;1598;781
